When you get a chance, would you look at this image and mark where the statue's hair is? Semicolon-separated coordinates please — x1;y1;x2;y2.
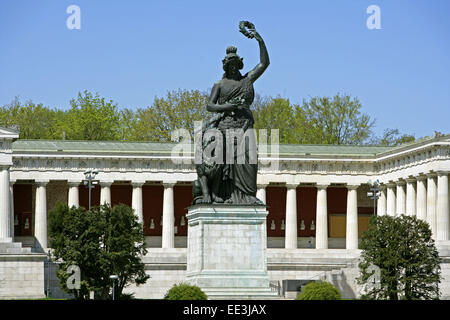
226;46;237;54
222;46;244;79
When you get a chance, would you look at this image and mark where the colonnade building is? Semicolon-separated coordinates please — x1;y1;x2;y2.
0;126;449;299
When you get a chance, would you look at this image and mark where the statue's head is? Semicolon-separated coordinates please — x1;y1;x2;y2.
222;46;243;79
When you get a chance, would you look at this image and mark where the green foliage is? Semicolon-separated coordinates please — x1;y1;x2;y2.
252;93;380;145
118;107;139;141
299;94;374;145
0;90;416;146
296;281;341;300
0;97;63;139
357;215;441;300
164;283;208;300
371;128;416;146
62;91;122;140
118;292;136;300
48;203;149;300
253;96;298;144
129;89;209;142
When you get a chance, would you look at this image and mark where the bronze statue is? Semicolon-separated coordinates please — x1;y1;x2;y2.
193;21;270;205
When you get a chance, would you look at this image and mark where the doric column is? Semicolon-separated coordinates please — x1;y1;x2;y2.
9;180;15;238
436;171;449;241
426;173;437;238
346;185;359;250
162;182;176;249
377;185;387;216
416;175;427;221
35;180;49;250
396;180;406;216
406;178;416;216
315;184;328;249
285;184;298;249
132;181;145;224
100;181;113;205
256;184;267;204
0;166;11;241
67;181;80;208
386;183;397;216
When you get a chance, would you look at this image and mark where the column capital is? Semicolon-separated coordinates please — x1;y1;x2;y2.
67;180;81;187
163;181;177;188
426;172;437;178
286;183;299;189
316;184;328;190
436;170;449;177
405;177;416;183
396;180;406;186
9;179;16;186
386;182;397;188
378;184;387;190
35;179;49;187
416;174;427;181
131;181;145;188
346;184;359;190
99;181;113;187
257;183;268;189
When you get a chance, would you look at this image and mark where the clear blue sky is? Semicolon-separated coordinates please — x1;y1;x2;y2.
1;0;449;139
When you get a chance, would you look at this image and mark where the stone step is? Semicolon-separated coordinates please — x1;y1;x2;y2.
0;242;22;249
3;248;25;254
0;241;25;254
202;288;281;300
20;247;32;253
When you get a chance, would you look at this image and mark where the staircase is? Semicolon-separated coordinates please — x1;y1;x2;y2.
437;241;450;300
267;249;362;299
0;238;33;254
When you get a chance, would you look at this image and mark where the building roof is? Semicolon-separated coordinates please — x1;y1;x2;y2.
10;134;450;158
0;126;20;140
10;139;395;156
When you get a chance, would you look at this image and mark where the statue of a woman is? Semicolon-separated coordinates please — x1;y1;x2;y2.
193;21;269;205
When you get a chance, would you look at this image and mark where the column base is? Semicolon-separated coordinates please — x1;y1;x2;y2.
436;240;450;257
186;204;278;299
0;237;13;243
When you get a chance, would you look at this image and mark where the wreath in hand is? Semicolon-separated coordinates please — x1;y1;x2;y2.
239;21;256;39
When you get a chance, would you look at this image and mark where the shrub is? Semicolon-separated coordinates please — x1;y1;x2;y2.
118;293;136;300
358;215;441;300
164;283;208;300
296;281;341;300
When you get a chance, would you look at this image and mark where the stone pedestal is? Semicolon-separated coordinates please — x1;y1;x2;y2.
186;205;277;299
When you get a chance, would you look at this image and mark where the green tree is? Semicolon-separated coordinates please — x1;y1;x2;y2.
253;96;298;144
357;215;441;300
0;97;63;139
299;94;375;145
118;107;139;141
371;128;416;146
130;89;208;142
48;203;149;300
62;91;122;140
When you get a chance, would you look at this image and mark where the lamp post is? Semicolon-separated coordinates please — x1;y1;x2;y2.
46;250;51;298
109;275;119;300
83;170;99;210
367;179;381;215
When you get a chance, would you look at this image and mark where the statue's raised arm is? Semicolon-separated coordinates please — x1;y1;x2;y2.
239;21;270;83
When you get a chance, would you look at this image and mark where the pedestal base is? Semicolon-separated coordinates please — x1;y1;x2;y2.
186;205;278;299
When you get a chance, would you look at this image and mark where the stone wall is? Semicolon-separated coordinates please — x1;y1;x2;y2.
145;236;351;249
42;247;450;300
0;254;47;299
